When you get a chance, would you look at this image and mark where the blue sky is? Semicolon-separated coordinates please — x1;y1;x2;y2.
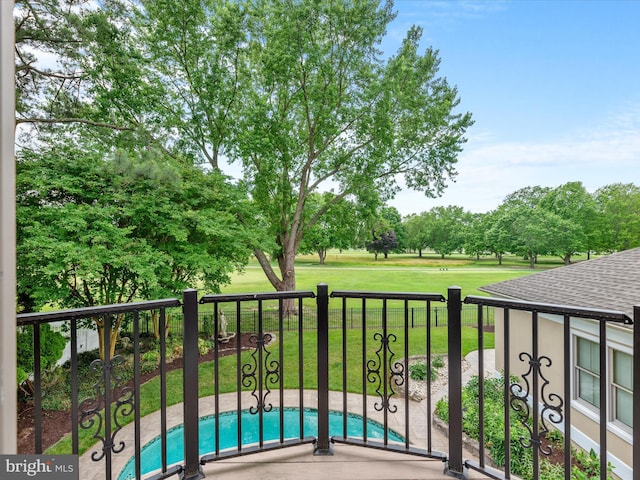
383;0;640;215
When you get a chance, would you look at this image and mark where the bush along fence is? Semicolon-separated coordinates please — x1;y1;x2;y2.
16;286;640;480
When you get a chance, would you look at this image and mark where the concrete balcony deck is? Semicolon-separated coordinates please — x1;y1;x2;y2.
201;442;491;480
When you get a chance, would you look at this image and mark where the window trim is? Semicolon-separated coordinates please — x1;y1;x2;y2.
572;332;601;413
569;320;633;442
571;335;602;408
610;346;633;432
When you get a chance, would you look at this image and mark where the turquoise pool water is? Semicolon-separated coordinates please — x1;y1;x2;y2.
118;408;404;479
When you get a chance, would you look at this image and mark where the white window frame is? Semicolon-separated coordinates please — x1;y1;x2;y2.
574;334;601;410
610;347;633;432
569;317;633;442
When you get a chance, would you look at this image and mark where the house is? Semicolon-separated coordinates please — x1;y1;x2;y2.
479;248;640;479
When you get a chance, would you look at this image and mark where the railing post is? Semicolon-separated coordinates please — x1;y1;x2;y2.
633;306;640;480
445;286;464;478
0;0;17;456
314;283;333;455
182;289;204;479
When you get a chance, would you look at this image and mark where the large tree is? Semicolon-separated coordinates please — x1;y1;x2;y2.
298;193;361;264
14;0;147;138
15;1;472;307
404;212;431;257
540;181;597;264
379;206;406;252
483;208;513;265
366;230;398;260
594;183;640;252
127;0;472;302
240;2;471;295
17;141;250;358
427;205;470;259
462;212;490;260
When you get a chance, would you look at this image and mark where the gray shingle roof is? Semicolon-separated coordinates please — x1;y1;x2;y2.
479;248;640;319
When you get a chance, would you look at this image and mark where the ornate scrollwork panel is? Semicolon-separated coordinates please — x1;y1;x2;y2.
242;333;279;414
367;332;404;413
80;355;134;462
510;352;564;456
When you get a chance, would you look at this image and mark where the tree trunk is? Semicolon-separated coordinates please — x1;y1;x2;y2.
253;247;298;315
529;253;535;269
318;248;326;265
497;253;503;265
276;249;297;316
418;248;422;257
151;310;171;339
563;254;571;265
95;317;120;361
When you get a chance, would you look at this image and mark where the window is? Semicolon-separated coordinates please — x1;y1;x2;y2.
612;350;633;428
573;335;633;430
576;336;600;407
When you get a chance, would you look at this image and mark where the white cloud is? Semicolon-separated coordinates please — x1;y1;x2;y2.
390;104;640;215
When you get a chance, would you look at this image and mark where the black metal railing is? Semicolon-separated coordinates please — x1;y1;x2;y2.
192;289;318;472
461;295;638;480
327;288;448;460
17;298;182;480
118;304;491;339
16;286;640;480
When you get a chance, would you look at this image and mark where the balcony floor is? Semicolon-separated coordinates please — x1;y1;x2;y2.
201;443;490;480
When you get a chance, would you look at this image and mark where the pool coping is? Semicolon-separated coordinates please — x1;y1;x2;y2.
80;389;440;480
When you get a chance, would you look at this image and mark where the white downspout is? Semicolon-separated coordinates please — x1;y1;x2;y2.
0;0;17;454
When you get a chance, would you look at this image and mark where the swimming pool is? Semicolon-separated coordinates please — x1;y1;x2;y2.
118;408;404;479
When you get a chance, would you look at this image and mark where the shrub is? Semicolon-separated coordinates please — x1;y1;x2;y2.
409;361;429;381
436;375;615;480
435;397;448;422
201;314;215;338
17;324;66;394
197;338;211;356
545;427;563;447
172;344;184;359
141;351;160;374
409;356;444;382
572;448;615;480
432;355;445;369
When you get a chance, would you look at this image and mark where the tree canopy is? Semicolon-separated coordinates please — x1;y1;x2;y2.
399;181;640;267
16;137;252;357
16;0;473;304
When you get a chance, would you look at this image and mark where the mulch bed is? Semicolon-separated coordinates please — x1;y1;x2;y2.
17;333;256;454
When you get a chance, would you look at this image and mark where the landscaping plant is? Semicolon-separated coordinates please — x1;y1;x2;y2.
435;375;615;480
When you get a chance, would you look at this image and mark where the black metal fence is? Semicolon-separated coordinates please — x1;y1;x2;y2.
120;304;493;338
16;286;640;480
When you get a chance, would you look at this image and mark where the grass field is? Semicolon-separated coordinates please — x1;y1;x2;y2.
221;250;575;299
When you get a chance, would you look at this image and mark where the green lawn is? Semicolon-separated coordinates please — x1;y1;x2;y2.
223;261;542;304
